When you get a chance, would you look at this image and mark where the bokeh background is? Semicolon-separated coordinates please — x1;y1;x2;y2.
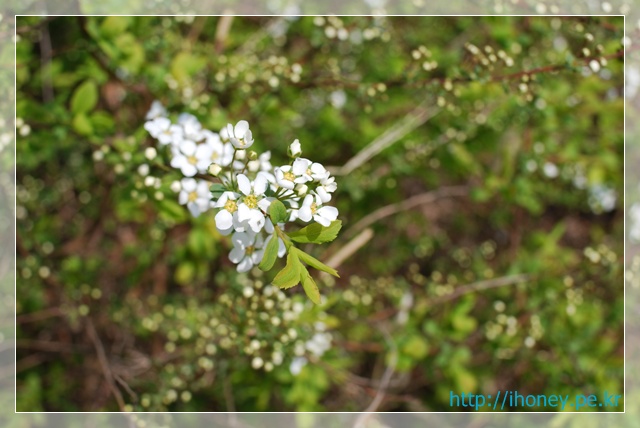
14;16;624;412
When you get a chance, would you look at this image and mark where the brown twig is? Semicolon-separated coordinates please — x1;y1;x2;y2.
344;186;469;240
86;319;126;411
430;273;533;305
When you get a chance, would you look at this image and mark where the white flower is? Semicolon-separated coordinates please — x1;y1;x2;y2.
289;139;302;157
297;194;338;227
170;140;212;177
248;151;273;173
203;131;234;167
305;332;332;357
315;175;338;203
236;174;269;233
178;178;211;217
275;158;312;190
178;113;204;141
308;162;330;181
229;231;266;273
224;120;254;149
144;117;183;145
289;357;308;375
144;147;157;160
214;191;241;234
145;100;167;120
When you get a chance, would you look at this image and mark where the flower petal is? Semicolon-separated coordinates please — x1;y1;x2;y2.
229;246;245;263
215;210;233;230
237;174;252;196
237;257;253;273
318;206;339;222
314;214;331;227
298;206;313;222
253;174;268;195
234;120;249;138
292;158;310;175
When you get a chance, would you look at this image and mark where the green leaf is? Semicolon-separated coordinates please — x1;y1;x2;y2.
72;113;93;136
100;17;131;38
300;265;321;304
288;220;342;244
292;248;339;278
272;250;301;289
269;199;288;224
259;235;280;271
71;80;98;114
210;183;226;198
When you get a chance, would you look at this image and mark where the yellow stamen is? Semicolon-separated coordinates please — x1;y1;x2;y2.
224;200;238;213
244;195;258;209
310;202;318;214
284;171;295;181
188;191;198;202
187;155;198;165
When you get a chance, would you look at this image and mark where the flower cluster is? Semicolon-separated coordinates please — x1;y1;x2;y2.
144;101;339;273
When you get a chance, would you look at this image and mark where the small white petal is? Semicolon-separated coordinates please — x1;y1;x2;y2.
234;120;250;138
253;174;268;195
298;206;313;222
237;257;253;273
215;210;233;230
229;247;245;263
292;158;310;175
314;214;331;227
237;174;252;196
318;206;339;221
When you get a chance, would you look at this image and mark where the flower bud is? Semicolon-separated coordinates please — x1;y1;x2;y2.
170;180;181;192
295;183;308;196
138;163;149;176
288;139;302;158
248;150;258;160
235;149;246;160
209;163;222;176
144;147;157;160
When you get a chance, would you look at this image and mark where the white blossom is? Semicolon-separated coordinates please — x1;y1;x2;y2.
170;140;211;177
144;117;183;145
178;178;211;217
214;191;241;234
296;194;339;227
224;120;254;149
236;174;269;233
275;158;312;190
289;139;302;157
229;231;266;273
145;100;167;120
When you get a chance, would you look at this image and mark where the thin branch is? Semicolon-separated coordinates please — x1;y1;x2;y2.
39;20;54;103
323;228;374;270
214;15;234;54
86;319;126;411
430;273;533;305
344;185;468;239
353;325;398;427
16;307;64;324
223;376;238;427
333;99;438;176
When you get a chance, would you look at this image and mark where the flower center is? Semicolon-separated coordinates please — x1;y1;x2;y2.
310;202;318;214
188;191;198;202
244;195;258;209
307;168;312;176
224;200;238;213
211;152;219;161
245;245;255;255
187;155;198;165
284;171;296;181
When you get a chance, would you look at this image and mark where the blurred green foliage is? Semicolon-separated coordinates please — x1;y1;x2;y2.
15;16;623;412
